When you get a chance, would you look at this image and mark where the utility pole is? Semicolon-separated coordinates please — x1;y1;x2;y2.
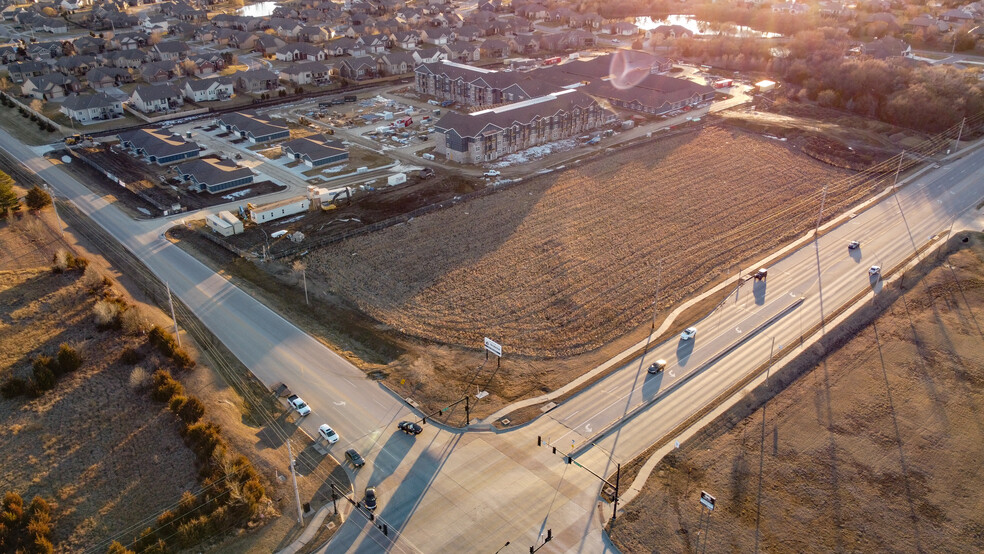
287;440;304;525
611;463;621;522
955;117;966;152
166;282;180;347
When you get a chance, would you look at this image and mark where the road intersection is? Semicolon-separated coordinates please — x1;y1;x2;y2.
1;121;981;552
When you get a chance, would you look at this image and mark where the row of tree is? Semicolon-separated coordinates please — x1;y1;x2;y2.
0;493;54;554
0;170;52;218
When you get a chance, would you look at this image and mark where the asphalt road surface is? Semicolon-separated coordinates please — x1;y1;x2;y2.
2;127;982;553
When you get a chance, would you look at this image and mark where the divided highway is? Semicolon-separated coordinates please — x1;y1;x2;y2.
2;125;981;553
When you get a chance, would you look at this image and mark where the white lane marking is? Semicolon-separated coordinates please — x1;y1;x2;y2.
563;410;580;421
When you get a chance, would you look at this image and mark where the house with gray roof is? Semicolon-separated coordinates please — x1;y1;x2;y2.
117;127;201;165
60;92;124;124
216;112;290;143
85;66;133;89
280;134;348;167
22;73;81;99
175;158;254;193
183;77;235;102
130;84;184;113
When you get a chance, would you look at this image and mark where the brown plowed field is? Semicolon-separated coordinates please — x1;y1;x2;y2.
308;126;863;358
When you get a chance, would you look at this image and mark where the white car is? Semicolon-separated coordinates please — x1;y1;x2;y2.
868;266;881;277
680;327;697;341
484;170;500;177
319;424;339;444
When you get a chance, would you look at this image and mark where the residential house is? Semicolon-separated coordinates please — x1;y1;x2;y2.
106;49;148;69
298;25;333;43
55;55;99;76
60;92;124;123
280;134;348;166
338;55;378;79
377;51;416;75
175;158;254;193
515;3;547;21
860;36;913;59
85;66;132;88
153;40;189;61
414;46;447;63
236;68;280;92
420;28;451;45
509;34;540;56
130;84;184;113
141;60;182;82
391;30;420;49
325;37;366;56
254;34;287;56
276;42;328;62
443;42;481;62
73;35;108;55
649;25;692;39
22;73;81;99
280;61;332;85
479;38;510;58
8;61;50;84
611;21;638;36
941;9;975;23
183;77;235;102
216;111;290;143
141;13;169;33
364;34;387;54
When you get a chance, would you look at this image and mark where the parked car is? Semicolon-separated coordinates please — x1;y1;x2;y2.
680;327;697;341
484;170;500;177
848;241;860;250
648;359;667;374
868;266;881;277
363;486;377;511
287;394;311;416
398;421;422;435
318;424;339;444
345;448;365;468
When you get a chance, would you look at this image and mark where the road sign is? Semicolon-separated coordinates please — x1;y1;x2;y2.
484;337;502;357
700;491;716;511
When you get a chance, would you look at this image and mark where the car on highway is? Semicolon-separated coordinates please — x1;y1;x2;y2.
848;240;860;250
288;394;311;416
648;359;667;374
318;424;339;444
753;268;768;280
680;327;697;341
345;448;365;468
398;421;423;435
364;486;378;510
868;265;881;277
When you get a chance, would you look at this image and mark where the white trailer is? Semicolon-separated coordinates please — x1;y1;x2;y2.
387;173;407;186
250;198;311;223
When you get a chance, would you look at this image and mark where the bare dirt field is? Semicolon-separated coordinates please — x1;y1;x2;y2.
307;126;856;359
609;232;984;553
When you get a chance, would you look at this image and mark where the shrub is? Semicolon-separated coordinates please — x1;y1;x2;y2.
81;265;105;291
169;394;187;414
177;396;205;425
176;515;210;548
67;254;88;271
128;366;149;390
1;376;28;398
107;541;136;554
172;348;196;370
24;186;51;210
93;299;121;327
56;344;82;373
150;369;184;402
33;536;53;554
32;363;56;392
184;422;224;462
51;250;69;273
148;326;178;357
119;347;143;365
119;307;146;336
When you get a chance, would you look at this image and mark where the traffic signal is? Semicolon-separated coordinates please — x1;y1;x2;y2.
546;529;552;542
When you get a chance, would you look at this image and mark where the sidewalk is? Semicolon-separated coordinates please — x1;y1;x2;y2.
276;503;337;554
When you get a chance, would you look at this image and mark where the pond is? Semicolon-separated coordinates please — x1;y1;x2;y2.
635;15;782;38
238;1;278;17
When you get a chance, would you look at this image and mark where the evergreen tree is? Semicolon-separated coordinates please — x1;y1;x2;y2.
0;170;20;216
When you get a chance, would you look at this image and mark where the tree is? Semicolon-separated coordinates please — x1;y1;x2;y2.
29;98;43;113
0;169;19;216
25;186;51;210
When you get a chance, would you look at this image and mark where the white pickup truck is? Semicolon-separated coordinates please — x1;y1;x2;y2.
287;394;311;416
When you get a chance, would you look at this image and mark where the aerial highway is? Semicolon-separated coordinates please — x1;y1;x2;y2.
1;127;981;553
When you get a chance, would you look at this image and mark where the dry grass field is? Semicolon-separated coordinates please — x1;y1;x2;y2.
307;126;856;359
609;233;984;553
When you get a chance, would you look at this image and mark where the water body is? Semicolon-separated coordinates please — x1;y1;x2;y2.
635;14;782;38
238;1;278;17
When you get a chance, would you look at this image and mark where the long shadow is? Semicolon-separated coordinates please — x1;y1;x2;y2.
365;431;415;488
849;246;862;264
255;409;299;450
676;338;695;367
640;370;664;401
818;356;846;552
871;319;924;550
752;278;766;305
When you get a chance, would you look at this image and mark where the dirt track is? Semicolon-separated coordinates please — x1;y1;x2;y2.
307;126;856;358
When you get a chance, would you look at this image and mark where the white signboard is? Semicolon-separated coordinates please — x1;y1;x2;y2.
484;337;502;357
700;491;716;511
